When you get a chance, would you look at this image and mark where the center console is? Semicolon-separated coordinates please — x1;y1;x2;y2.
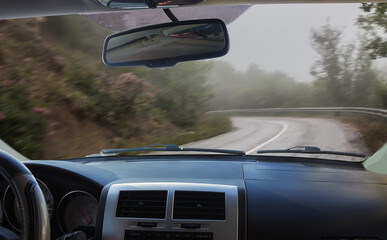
101;182;238;240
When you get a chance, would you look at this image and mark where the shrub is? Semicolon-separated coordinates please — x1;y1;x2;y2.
0;85;47;159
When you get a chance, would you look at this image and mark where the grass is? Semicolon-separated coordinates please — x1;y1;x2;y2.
338;116;387;153
173;115;233;145
113;115;233;149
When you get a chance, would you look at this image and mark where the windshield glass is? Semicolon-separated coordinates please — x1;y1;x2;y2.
0;4;386;161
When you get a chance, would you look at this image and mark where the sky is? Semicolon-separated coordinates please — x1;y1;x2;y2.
219;4;365;82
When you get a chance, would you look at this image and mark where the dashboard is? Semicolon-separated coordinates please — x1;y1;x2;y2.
0;160;107;239
1;154;387;240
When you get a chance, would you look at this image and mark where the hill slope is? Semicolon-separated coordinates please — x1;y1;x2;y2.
0;16;231;159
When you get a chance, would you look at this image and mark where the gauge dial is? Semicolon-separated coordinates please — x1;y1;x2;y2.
3;179;54;231
39;180;54;218
58;191;98;239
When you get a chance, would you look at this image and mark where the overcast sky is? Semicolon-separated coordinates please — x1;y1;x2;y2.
219;4;364;82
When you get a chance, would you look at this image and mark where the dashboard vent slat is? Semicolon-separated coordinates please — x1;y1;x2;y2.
173;191;225;220
116;190;167;218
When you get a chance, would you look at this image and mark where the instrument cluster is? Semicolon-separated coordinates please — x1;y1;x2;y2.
1;179;98;239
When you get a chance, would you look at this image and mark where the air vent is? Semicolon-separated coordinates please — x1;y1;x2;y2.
173;191;225;220
116;190;167;218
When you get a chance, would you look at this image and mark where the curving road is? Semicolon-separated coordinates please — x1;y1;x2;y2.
183;117;370;160
0;116;370;161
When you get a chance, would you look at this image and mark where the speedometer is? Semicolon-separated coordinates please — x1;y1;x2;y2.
57;191;98;239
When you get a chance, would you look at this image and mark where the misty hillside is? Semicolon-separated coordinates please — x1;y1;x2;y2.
0;16;231;159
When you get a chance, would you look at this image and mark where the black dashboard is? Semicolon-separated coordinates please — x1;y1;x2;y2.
1;155;387;240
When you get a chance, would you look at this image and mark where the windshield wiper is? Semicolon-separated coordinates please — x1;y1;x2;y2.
257;146;365;158
87;143;246;157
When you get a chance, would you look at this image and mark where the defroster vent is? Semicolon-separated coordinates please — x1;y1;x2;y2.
173;191;225;220
116;190;167;218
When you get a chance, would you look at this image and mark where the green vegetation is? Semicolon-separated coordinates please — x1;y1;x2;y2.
0;85;47;159
341;117;387;153
0;16;231;159
207;19;386;153
1;7;386;159
172;115;233;145
148;62;213;128
208;22;387;110
358;3;387;59
40;15;112;58
208;62;314;109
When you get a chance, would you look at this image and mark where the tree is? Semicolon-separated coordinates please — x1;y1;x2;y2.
208;62;311;109
310;23;385;107
351;36;379;107
148;62;213;128
357;3;387;59
310;23;350;104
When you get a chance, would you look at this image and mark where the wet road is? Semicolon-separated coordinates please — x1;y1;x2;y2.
183;117;369;160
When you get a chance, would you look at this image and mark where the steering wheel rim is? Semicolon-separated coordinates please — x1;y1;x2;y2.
0;150;50;240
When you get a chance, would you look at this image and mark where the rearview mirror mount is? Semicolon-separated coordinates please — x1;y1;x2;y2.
102;19;229;68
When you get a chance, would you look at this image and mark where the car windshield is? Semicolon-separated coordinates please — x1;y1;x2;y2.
0;3;386;161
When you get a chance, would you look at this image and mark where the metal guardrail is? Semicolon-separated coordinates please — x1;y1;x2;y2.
208;107;387;119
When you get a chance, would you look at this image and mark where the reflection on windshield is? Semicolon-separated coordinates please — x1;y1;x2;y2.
167;23;223;39
0;5;386;160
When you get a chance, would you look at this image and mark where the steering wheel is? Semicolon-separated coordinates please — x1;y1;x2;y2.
0;150;50;240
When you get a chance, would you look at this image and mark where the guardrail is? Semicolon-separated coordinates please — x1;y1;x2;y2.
207;107;387;119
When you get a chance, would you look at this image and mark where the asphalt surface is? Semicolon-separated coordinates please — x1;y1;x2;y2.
183;117;369;161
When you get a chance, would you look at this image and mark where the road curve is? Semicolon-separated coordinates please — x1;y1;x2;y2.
183;117;369;160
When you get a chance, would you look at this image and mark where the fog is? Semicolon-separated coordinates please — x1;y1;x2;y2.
221;4;363;82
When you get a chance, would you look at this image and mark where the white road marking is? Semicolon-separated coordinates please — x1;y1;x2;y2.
246;121;288;155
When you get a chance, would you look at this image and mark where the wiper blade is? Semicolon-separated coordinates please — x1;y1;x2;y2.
257;146;365;158
88;143;245;157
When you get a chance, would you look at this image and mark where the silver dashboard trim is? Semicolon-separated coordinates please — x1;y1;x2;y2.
56;190;98;239
3;178;53;232
102;182;238;240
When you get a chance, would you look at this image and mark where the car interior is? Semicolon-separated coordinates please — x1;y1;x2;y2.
0;0;387;240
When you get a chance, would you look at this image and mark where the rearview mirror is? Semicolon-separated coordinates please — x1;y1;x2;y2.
96;0;204;9
102;19;229;68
